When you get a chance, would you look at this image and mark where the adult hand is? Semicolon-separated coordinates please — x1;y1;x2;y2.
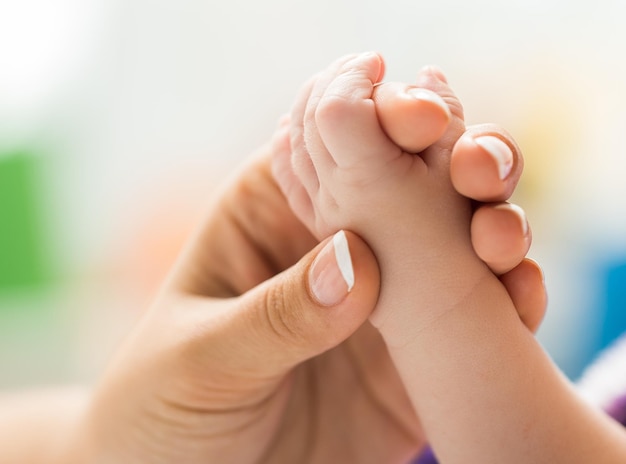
374;71;546;331
76;109;545;463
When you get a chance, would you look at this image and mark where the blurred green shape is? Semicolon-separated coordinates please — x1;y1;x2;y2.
0;150;51;295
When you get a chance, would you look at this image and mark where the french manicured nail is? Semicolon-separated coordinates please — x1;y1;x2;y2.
474;135;514;180
495;203;529;236
407;88;451;117
309;230;354;306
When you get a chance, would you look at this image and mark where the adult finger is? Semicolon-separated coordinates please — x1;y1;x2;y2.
197;230;380;378
471;202;531;275
372;80;450;153
500;258;547;334
451;124;524;202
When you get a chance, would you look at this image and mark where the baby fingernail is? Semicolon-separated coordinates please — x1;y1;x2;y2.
407;88;451;117
474;136;513;180
419;65;448;83
276;114;290;128
309;230;354;307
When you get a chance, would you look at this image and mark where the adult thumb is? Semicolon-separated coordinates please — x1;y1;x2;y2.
212;230;380;378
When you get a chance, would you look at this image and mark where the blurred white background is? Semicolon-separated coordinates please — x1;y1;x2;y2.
1;0;626;387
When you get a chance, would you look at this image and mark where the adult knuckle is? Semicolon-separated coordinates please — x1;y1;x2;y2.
262;284;303;346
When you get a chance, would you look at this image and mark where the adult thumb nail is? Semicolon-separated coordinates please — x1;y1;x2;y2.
190;230;380;380
308;230;354;306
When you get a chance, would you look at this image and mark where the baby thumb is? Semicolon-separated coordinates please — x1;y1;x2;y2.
219;230;380;377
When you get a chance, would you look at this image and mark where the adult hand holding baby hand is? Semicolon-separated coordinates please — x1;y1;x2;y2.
72;68;545;464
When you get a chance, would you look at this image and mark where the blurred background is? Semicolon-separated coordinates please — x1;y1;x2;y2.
1;0;626;389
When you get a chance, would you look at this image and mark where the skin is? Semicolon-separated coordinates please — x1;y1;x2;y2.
0;67;545;463
285;51;626;463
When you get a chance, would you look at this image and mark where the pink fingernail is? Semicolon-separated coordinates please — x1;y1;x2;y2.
309;231;354;307
495;203;530;236
474;136;514;180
